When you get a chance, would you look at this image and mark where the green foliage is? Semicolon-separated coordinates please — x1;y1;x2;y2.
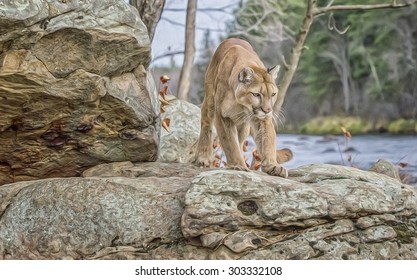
388;119;417;134
301;1;417;114
300;116;372;135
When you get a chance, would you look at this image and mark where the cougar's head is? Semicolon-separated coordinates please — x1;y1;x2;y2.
234;65;280;119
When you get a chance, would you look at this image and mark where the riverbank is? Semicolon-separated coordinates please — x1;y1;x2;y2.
283;116;417;135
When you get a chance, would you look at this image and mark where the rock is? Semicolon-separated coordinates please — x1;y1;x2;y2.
158;97;201;163
0;0;159;185
182;164;417;260
369;159;401;181
1;162;416;259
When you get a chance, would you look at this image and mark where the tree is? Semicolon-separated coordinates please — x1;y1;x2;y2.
190;29;215;104
177;0;197;100
276;0;417;117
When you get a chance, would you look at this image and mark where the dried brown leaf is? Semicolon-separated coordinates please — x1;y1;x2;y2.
398;162;408;168
253;162;261;170
160;98;170;106
161;118;171;132
243;140;249;152
160;75;171;84
159;85;168;99
340;126;352;139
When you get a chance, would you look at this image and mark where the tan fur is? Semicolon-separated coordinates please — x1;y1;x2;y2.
193;38;292;177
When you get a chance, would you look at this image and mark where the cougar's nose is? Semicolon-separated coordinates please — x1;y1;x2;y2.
262;107;272;114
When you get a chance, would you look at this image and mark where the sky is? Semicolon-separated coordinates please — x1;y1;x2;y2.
150;0;240;66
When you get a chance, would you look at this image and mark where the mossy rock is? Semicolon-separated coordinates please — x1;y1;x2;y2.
388;119;417;134
300;116;371;135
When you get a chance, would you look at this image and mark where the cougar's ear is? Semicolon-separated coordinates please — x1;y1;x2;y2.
238;67;254;84
267;65;280;80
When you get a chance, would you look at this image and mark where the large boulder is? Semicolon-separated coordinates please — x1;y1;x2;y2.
0;0;159;185
0;162;416;259
158;97;201;163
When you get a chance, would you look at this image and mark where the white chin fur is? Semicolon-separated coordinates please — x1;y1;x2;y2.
255;112;270;119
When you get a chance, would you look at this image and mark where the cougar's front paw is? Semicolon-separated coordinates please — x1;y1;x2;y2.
226;164;250;172
193;155;211;168
264;164;288;178
226;165;250;172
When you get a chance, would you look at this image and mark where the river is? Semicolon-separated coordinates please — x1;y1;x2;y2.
243;134;417;185
280;134;417;184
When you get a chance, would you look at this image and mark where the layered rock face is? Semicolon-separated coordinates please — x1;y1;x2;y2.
0;0;159;185
0;162;416;259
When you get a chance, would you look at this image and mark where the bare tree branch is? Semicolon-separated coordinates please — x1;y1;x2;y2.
328;13;350;34
161;17;225;32
164;3;238;13
152;50;184;62
230;0;288;45
273;0;315;114
313;0;417;16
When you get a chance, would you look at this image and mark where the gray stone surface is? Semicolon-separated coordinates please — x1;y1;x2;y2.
158;98;201;163
0;0;159;185
1;162;416;259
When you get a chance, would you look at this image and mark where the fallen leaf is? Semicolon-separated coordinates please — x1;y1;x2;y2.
160;98;170;106
398;162;408;168
159;85;168;100
252;148;261;161
160;75;171;84
243;140;249;152
161;118;171;132
340;126;352;139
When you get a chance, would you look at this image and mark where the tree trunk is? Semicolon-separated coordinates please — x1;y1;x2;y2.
177;0;197;101
130;0;165;42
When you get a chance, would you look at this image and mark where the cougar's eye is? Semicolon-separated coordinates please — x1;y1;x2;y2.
251;92;261;98
272;92;277;97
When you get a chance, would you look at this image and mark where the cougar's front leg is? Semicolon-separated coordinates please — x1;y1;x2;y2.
251;118;288;177
193;85;215;167
215;115;249;171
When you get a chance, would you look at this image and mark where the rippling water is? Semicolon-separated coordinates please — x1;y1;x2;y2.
243;134;417;184
280;134;417;183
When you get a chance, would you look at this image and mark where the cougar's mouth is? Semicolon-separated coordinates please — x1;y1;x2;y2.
253;108;269;119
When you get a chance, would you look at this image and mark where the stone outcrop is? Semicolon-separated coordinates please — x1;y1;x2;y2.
0;0;159;185
1;162;416;260
158;97;200;163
